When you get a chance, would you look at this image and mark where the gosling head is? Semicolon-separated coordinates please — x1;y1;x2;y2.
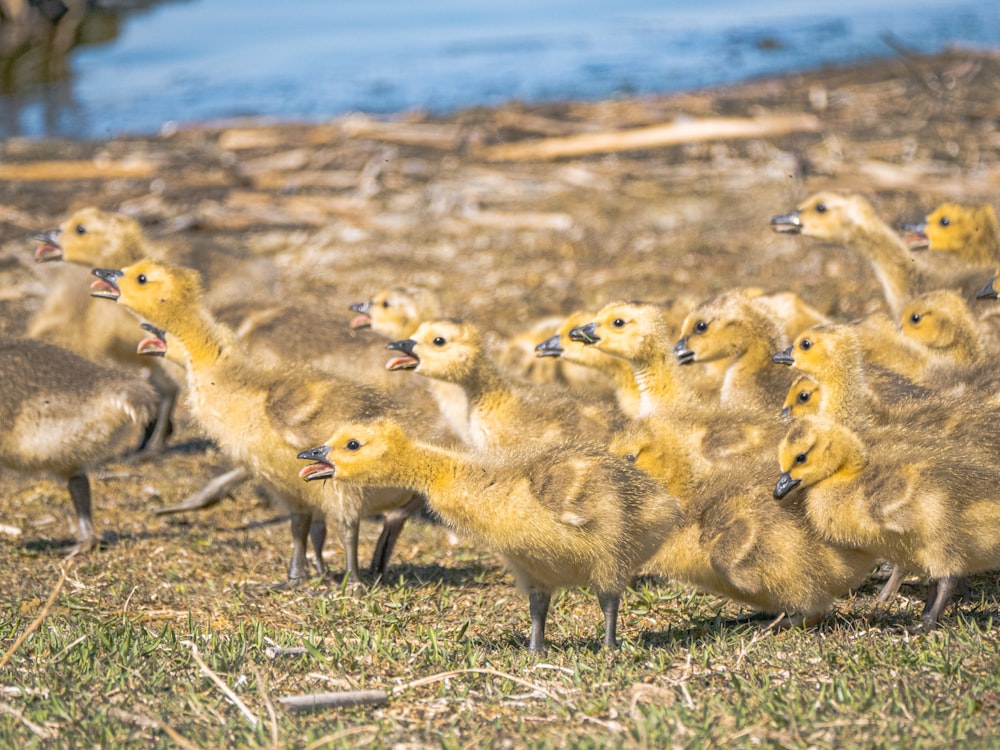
385;318;480;383
900;291;973;351
781;375;819;419
297;418;405;484
771;192;873;243
568;301;661;363
675;290;759;365
90;258;203;333
923;203;998;256
349;285;442;339
33;207;145;266
771;325;854;380
774;416;840;500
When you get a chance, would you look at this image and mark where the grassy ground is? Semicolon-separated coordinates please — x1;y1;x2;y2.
1;449;998;748
2;49;1000;747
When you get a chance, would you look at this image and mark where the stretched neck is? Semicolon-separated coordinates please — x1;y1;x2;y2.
847;206;921;317
453;355;510;407
632;350;691;418
160;303;233;371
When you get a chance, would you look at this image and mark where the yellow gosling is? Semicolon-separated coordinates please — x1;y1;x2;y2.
90;259;419;585
299;418;680;653
776;415;1000;630
386;318;623;450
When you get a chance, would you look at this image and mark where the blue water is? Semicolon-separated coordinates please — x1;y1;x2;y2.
2;0;999;139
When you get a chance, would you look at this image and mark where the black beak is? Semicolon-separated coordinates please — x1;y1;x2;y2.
773;472;802;499
535;333;563;357
386;339;417;355
349;301;372;315
297;445;331;462
90;268;123;299
31;229;61;244
780;406;792;419
772;346;795;365
568;322;599;345
976;277;999;301
674;337;695;365
770;210;803;234
137;322;168;357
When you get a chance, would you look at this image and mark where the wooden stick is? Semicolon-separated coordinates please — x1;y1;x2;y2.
276;690;388;712
0;159;157;181
480;113;822;161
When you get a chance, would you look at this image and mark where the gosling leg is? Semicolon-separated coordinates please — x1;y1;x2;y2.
136;367;180;456
921;575;961;631
597;592;620;649
877;564;907;603
153;466;250;515
287;512;313;584
528;590;551;654
309;515;326;577
67;472;97;554
369;494;425;578
335;516;363;587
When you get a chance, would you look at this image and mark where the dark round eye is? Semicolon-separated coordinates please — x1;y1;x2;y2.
797;391;811;404
799;338;812;351
940;216;950;227
815;203;827;213
382;300;390;308
910;312;922;324
795;452;808;464
624;453;638;463
694;320;708;334
346;439;360;451
137;274;147;284
612;318;626;328
432;336;446;346
76;224;86;234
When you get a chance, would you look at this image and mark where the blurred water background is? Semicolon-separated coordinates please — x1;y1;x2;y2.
1;0;999;140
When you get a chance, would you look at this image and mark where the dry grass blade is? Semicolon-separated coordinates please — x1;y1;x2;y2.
0;563;70;670
393;668;570;706
180;641;259;729
107;707;209;750
0;701;55;740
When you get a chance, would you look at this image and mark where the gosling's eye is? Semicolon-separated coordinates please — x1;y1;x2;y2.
76;224;86;234
694;320;708;334
910;312;922;324
137;274;147;284
799;338;812;351
815;203;826;213
797;391;811;404
382;300;390;308
432;336;446;346
624;453;637;463
940;216;950;227
795;452;808;464
612;318;626;328
346;439;361;451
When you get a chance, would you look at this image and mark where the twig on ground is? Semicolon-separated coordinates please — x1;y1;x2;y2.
0;563;70;670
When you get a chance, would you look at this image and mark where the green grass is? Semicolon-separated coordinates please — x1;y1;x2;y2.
2;503;999;748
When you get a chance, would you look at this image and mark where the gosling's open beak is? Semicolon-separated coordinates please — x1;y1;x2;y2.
31;229;63;262
385;339;419;370
90;268;123;300
297;445;335;481
976;277;999;301
349;301;373;329
900;221;929;250
567;322;599;345
674;337;695;365
136;323;168;357
770;210;803;234
773;471;802;499
534;333;563;358
772;346;795;365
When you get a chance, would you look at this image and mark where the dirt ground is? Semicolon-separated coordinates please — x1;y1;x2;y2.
1;47;999;746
